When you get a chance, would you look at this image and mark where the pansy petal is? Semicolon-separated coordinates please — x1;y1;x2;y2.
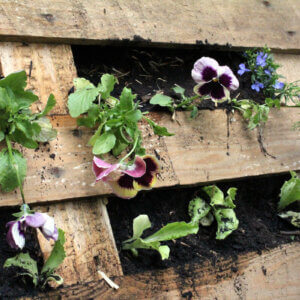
93;156;113;168
142;155;160;174
218;66;239;90
42;225;58;241
93;159;119;181
40;213;55;238
210;84;229;102
6;221;25;249
122;156;146;178
194;82;213;96
192;57;219;83
108;175;138;199
25;212;46;228
133;172;157;191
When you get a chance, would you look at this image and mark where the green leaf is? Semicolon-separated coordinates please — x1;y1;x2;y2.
41;229;66;277
32;117;57;142
278;171;300;210
188;197;211;224
150;94;173;109
0;87;10;109
144;117;174;137
202;185;225;207
190;106;198;119
124;214;151;243
214;208;239;240
10;128;38;149
4;252;39;286
224;187;237;208
0;70;27;92
98;74;117;100
172;85;186;98
278;211;300;228
0;148;27;192
144;221;198;243
119;87;136;111
92;131;116;155
43;274;64;287
77;104;100;128
37;94;56;117
158;246;170;260
125;110;143;123
74;78;95;90
0;131;4;142
68;78;99;118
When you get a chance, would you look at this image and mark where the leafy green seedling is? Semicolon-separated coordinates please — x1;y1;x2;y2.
277;171;300;229
4;229;66;288
150;85;204;120
0;71;56;195
68;75;173;159
278;171;300;211
189;186;239;240
122;214;198;260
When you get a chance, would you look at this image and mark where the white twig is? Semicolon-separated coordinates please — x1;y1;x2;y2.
98;270;119;290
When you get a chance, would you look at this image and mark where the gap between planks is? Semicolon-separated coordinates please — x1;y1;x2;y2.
0;0;299;52
35;242;300;299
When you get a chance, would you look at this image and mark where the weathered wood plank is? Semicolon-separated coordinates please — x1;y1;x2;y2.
0;42;76;115
0;0;299;52
0;108;299;207
36;198;123;286
37;242;300;299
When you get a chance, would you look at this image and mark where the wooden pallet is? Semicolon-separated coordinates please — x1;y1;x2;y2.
0;1;299;298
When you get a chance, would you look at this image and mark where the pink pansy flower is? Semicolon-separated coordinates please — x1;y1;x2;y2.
93;155;160;199
6;212;58;250
192;57;239;102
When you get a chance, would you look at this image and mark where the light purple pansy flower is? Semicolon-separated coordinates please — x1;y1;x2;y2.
237;63;250;76
264;68;273;76
6;213;58;250
191;57;239;102
256;52;268;67
273;81;284;90
251;81;264;92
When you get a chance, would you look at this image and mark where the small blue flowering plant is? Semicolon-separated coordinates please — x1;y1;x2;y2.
237;47;300;104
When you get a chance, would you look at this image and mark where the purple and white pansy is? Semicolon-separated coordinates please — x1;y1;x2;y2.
192;57;239;102
6;210;58;250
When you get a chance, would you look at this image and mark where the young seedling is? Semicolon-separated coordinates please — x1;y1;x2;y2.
189;186;239;240
122;214;199;260
277;171;300;228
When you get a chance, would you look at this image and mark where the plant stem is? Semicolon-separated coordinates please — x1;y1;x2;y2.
176;95;200;109
5;136;25;203
119;137;139;164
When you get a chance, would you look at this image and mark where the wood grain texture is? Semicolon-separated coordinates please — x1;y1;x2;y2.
35;242;300;299
0;108;299;207
0;0;299;52
0;42;76;115
36;198;123;286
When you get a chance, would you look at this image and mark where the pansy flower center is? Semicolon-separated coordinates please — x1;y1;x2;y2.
212;77;218;83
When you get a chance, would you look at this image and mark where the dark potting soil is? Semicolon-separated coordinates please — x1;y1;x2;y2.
107;174;299;275
72;45;266;113
0;207;44;299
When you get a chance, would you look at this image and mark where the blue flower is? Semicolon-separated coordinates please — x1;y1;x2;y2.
251;81;264;92
256;52;268;67
273;81;284;90
237;63;250;76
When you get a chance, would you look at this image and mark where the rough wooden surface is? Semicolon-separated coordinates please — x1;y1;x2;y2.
0;108;299;207
36;198;123;286
0;0;299;52
35;242;300;299
0;42;76;115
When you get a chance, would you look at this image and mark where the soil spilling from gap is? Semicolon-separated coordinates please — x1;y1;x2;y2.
0;207;44;298
108;174;299;275
72;45;266;113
